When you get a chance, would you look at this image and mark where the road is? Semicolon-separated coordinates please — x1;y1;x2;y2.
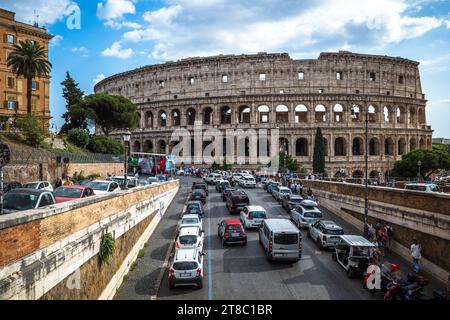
157;176;377;300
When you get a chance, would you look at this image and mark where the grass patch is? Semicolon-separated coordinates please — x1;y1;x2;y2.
138;249;145;258
130;261;138;272
123;274;129;282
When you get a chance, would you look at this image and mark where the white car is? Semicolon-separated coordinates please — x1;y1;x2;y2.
290;200;323;229
22;181;54;192
86;180;121;195
179;214;203;232
203;173;222;185
238;175;256;188
111;176;139;188
272;186;292;202
175;226;204;251
169;248;205;289
240;205;267;229
308;220;344;249
404;183;442;193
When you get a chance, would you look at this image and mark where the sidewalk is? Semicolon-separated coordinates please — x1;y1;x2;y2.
114;179;190;300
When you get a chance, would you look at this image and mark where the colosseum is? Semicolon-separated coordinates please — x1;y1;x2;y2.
94;51;433;179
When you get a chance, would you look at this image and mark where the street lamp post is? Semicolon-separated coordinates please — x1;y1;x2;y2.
417;160;422;180
122;130;131;190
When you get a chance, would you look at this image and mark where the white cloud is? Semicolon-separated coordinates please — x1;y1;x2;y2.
0;0;79;26
445;20;450;28
104;20;141;29
93;74;106;86
71;46;89;57
97;0;136;20
115;0;444;61
101;41;134;59
49;35;63;47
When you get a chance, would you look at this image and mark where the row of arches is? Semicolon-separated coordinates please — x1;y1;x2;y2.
139;103;427;128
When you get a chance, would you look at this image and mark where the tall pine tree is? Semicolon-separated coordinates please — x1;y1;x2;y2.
60;72;86;133
313;127;326;174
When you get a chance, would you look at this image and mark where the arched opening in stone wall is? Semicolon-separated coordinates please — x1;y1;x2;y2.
244;137;250;158
190;138;195;157
295;138;308;156
257;136;270;157
221;106;232;124
398;138;406;155
145;111;153;128
239;106;251;124
136;112;141;127
418;108;425;124
369;138;380;155
419;137;426;149
159;110;167;127
352;170;363;178
352;137;364;156
279;137;289;155
396;106;406;123
203;140;214;157
368;105;377;122
295;104;308;123
169;140;180;153
384;138;394;156
187;108;196;125
276;105;289;123
203;107;213;125
333;104;343;122
334;170;346;178
144;140;153;152
409;107;417;125
369;171;380;179
410;138;417;151
383;106;391;123
133;140;141;152
172;109;180;126
350;104;360;122
158;140;167;154
334;137;347;156
315;104;326;122
427;138;431;149
258;105;270;123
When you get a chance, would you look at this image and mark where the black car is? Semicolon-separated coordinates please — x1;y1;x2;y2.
226;190;249;214
216;180;231;193
222;187;236;201
189;189;207;204
281;195;305;212
192;182;208;196
184;200;205;217
3;181;22;194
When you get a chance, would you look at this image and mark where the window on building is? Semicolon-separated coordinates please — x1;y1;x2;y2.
222;74;228;83
369;72;376;81
399;75;404;84
336;71;343;80
298;71;305;80
279;89;284;94
189;77;195;85
159;80;165;88
31;80;39;90
259;73;266;81
7;100;15;110
318;89;324;93
29;40;36;45
6;34;14;44
31;97;37;111
7;77;15;88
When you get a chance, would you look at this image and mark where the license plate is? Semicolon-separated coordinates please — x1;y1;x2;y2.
231;233;240;237
274;253;285;256
179;273;191;278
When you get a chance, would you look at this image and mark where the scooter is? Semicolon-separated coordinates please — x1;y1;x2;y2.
363;263;400;293
383;273;429;300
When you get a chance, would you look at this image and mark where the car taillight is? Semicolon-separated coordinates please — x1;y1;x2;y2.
269;241;273;251
196;268;202;277
224;233;230;238
169;268;175;278
176;242;180;248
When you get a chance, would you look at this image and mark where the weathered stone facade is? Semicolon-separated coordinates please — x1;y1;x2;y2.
94;51;432;177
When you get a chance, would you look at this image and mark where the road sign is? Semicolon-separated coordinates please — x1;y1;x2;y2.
0;142;10;167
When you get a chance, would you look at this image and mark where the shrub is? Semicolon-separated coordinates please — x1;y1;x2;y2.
87;135;124;155
15;114;47;147
67;128;89;148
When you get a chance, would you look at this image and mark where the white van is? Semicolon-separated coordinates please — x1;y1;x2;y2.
258;218;302;261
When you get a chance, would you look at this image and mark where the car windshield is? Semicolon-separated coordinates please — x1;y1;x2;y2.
187;203;201;211
323;228;344;235
193;190;205;196
3;192;39;210
87;181;109;191
182;218;199;224
352;246;372;257
429;185;441;192
249;211;266;218
303;210;322;218
280;189;290;194
23;183;39;189
226;225;242;231
147;177;159;183
179;235;198;245
173;261;198;271
274;233;298;245
54;187;82;198
302;205;318;211
290;198;303;203
245;177;254;181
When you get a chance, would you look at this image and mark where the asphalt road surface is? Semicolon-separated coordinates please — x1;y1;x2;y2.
157;177;377;300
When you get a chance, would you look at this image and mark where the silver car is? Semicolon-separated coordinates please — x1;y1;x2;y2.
308;220;344;249
290;200;323;229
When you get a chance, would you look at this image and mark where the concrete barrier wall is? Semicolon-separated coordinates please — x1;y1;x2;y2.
299;180;450;284
0;180;179;300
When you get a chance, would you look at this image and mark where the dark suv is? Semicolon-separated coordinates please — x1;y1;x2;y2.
226;190;250;214
192;182;208;196
189;189;207;204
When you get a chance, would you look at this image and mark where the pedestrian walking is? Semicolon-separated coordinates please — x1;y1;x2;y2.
410;239;422;273
385;224;394;252
307;188;313;197
54;177;63;189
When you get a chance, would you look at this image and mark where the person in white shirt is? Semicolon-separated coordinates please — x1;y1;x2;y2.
410;239;421;273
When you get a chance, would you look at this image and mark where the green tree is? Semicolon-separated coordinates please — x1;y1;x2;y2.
279;151;298;172
83;93;139;135
68;128;90;148
313;127;326;174
391;149;450;178
87;135;124;155
7;40;52;114
15;114;47;147
60;72;86;133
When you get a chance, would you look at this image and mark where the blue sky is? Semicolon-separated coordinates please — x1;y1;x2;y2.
1;0;450;137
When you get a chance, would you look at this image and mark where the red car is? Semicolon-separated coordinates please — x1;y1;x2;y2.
217;219;247;245
54;185;95;203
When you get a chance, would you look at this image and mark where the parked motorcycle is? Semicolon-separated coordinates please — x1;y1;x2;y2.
363;263;400;293
383;273;429;300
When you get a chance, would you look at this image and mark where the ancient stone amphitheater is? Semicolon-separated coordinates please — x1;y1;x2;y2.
94;51;432;178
